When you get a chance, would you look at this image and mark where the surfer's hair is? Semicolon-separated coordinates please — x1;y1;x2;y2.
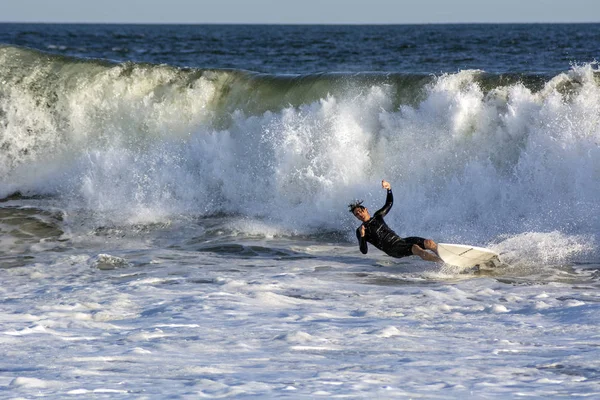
348;200;365;213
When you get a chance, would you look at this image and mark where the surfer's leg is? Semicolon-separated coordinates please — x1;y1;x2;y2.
411;244;443;263
404;237;440;257
423;239;439;256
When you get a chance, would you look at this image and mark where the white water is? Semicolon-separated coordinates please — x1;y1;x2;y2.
2;55;600;397
2;240;600;398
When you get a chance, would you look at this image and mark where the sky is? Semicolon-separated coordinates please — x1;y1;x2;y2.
1;0;599;24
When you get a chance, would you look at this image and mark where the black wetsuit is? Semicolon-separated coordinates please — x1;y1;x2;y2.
356;189;426;258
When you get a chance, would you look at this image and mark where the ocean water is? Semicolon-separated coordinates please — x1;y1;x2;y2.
1;23;600;398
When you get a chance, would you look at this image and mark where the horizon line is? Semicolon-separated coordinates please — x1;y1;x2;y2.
1;21;599;25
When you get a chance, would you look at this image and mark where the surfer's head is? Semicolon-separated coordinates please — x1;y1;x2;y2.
349;200;370;222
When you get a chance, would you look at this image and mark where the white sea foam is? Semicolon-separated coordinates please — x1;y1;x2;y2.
0;238;598;398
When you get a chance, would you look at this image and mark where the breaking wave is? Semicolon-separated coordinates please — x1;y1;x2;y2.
1;45;599;260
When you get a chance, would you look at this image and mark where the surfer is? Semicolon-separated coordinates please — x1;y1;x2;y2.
349;180;442;263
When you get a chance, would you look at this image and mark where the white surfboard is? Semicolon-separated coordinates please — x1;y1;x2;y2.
437;243;500;269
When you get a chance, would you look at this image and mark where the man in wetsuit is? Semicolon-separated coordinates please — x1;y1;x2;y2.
349;180;442;262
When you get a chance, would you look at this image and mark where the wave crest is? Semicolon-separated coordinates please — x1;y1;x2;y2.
1;46;599;245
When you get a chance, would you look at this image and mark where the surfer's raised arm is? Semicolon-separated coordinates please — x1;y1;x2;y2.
374;180;393;218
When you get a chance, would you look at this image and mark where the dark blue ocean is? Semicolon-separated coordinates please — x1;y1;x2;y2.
1;24;600;398
2;23;599;74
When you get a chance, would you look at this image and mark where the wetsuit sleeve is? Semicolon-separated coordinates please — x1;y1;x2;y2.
356;227;368;254
374;189;393;218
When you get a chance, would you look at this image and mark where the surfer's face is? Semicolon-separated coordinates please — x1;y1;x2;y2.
352;207;370;222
